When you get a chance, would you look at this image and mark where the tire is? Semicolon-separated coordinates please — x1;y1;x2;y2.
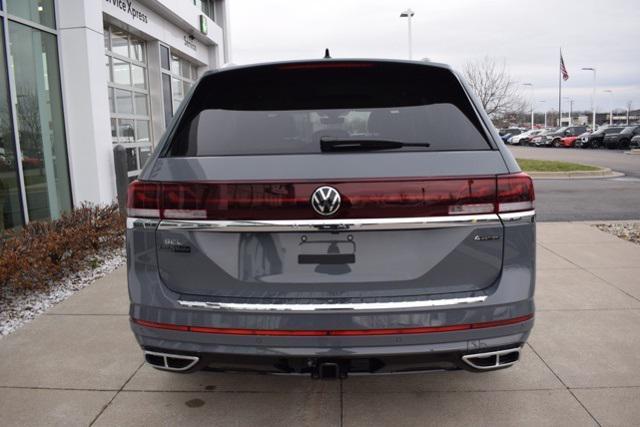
620;139;630;149
553;139;561;148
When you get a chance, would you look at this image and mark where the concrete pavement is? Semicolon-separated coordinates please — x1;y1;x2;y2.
1;222;640;426
510;146;640;178
508;146;640;222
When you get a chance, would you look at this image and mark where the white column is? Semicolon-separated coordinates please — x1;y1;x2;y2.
55;0;115;206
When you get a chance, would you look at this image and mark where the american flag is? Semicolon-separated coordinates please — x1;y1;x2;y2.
560;52;569;81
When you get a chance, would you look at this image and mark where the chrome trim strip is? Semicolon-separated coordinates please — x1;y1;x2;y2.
158;213;501;233
127;217;160;230
498;210;536;223
177;295;488;312
461;347;521;370
143;351;199;372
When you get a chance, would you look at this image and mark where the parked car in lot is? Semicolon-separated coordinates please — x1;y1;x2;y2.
603;125;640;149
499;128;524;138
577;126;624;148
501;133;513;143
545;126;588;147
509;129;541;145
529;129;557;146
561;131;590;148
126;59;536;378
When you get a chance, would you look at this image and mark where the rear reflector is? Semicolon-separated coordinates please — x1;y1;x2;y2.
133;314;533;336
127;173;534;220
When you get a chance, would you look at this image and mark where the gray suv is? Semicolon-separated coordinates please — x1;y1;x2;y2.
127;59;535;378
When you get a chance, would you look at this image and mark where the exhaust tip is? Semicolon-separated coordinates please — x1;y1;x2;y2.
462;347;520;370
144;351;199;371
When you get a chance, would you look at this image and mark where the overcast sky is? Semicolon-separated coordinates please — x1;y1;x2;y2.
228;0;640;113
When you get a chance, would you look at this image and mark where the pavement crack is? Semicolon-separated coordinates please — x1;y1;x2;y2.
526;342;602;427
89;360;145;426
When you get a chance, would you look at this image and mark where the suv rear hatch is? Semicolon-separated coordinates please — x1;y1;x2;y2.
130;61;533;302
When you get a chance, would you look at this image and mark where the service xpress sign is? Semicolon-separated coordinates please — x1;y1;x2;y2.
105;0;149;24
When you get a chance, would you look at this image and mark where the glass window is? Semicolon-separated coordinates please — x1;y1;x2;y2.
107;87;115;113
132;64;146;89
171;55;180;75
138;146;152;168
114;89;133;114
111;28;129;58
171;77;183;99
112;58;131;86
162;50;197;128
105;25;151;178
166;64;493;157
118;119;135;143
136;120;150;143
134;93;148;116
131;38;145;62
160;45;170;70
0;21;24;231
199;0;215;21
9;21;72;221
162;73;172;127
6;0;56;29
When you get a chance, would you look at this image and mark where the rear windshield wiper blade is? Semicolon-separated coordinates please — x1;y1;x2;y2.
320;137;430;152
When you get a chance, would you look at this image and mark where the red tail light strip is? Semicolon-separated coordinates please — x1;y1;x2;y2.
133;314;533;337
127;173;534;221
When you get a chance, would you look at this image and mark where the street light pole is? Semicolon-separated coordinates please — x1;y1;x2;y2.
522;83;534;129
539;100;547;128
563;97;574;125
582;67;597;129
604;90;613;125
400;9;415;60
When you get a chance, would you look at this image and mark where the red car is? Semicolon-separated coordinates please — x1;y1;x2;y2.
560;136;578;147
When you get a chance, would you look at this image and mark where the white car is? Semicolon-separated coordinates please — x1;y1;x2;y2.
509;130;541;145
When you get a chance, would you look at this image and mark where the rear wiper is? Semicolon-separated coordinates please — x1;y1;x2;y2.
320;137;430;152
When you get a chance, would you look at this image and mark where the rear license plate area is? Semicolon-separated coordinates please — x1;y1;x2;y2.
297;236;355;264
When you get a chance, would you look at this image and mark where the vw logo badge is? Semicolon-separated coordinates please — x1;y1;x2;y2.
311;186;341;216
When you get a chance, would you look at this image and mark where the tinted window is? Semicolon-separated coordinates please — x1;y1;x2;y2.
602;127;623;134
165;62;492;157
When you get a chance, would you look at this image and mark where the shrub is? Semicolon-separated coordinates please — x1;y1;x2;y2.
0;203;125;293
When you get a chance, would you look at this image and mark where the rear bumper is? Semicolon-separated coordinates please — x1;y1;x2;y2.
133;318;532;375
128;210;536;375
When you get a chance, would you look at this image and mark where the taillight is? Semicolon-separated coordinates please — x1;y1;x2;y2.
497;173;535;213
127;174;534;220
127;181;160;218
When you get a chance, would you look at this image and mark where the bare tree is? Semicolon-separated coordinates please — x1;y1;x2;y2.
463;56;524;120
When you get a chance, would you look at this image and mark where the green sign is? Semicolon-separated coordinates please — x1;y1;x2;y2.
199;14;208;35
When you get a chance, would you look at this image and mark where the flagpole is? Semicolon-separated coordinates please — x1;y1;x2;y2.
558;48;562;127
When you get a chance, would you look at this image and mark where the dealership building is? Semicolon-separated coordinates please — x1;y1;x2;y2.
0;0;229;231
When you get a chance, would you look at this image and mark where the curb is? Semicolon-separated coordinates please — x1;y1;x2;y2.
527;167;625;180
624;149;640;155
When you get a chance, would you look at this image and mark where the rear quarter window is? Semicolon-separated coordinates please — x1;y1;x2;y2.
164;62;493;157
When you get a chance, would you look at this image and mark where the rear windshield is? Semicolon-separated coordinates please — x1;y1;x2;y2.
165;62;493;157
